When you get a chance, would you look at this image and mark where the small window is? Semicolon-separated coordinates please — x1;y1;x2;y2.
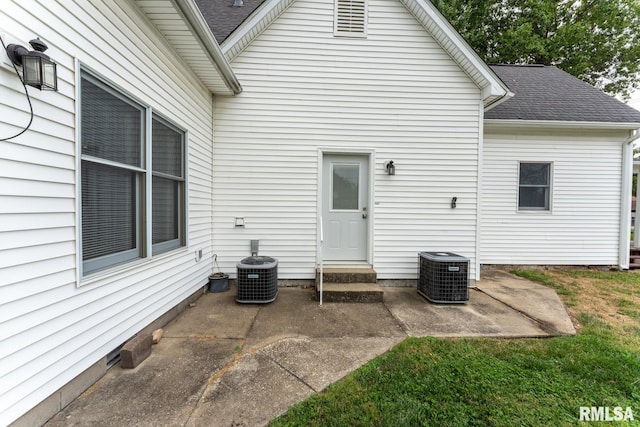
518;162;551;211
334;0;368;37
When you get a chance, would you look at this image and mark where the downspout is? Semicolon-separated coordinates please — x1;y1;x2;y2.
619;129;640;269
476;89;513;281
475;98;485;283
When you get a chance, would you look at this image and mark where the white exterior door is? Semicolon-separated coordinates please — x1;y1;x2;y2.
322;154;369;261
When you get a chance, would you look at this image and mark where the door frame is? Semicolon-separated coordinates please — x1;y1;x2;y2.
317;148;375;265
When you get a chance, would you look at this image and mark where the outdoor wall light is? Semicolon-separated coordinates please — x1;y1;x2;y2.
385;160;395;175
6;38;57;91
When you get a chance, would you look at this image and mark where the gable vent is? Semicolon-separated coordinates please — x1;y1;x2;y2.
334;0;368;37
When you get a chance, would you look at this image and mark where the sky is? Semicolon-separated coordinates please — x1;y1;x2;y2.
630;90;640;112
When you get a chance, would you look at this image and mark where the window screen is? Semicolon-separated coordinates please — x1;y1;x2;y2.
518;162;551;211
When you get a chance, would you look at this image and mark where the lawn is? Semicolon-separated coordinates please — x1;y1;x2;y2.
270;269;640;426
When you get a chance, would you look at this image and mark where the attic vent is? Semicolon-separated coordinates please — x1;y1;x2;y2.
334;0;367;37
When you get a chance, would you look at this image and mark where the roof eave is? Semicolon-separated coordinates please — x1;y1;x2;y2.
220;0;510;103
174;0;243;94
484;119;640;130
221;0;296;60
399;0;510;104
134;0;242;95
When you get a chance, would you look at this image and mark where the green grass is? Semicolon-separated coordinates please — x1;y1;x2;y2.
270;270;640;427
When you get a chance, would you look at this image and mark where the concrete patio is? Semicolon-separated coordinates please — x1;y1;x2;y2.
42;270;574;427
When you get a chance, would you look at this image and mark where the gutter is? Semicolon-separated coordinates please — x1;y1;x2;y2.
625;128;640;144
174;0;243;95
483;90;514;112
485;119;640;130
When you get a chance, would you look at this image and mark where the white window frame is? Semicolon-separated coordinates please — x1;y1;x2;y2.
517;161;553;212
77;67;187;279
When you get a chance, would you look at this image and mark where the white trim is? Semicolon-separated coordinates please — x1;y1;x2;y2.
398;0;509;102
220;0;509;102
485;119;640;130
318;148;375;266
76;67;190;283
145;107;153;260
516;161;553;213
173;0;242;94
220;0;296;58
75;57;82;285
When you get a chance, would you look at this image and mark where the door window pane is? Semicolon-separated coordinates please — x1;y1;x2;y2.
332;164;359;210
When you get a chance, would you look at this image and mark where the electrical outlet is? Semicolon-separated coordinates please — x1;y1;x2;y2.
195;249;203;262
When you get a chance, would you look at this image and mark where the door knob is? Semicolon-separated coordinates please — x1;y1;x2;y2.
362;213;368;219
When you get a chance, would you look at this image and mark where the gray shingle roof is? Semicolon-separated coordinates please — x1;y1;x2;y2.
195;0;266;44
487;65;640;123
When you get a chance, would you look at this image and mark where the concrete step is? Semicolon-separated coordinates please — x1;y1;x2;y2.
316;267;377;284
316;282;384;303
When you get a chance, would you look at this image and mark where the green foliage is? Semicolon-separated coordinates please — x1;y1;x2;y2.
271;334;640;426
432;0;640;98
271;270;640;426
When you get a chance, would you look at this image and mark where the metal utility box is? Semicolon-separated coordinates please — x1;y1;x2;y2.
236;256;278;303
418;252;469;303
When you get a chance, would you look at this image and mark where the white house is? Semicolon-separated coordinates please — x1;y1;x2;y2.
1;0;639;425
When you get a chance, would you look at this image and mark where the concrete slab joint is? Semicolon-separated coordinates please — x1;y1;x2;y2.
120;334;153;369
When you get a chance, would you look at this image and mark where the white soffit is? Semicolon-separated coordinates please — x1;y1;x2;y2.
134;0;241;94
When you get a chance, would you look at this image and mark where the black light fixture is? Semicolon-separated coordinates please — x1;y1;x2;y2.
6;38;57;91
385;160;395;175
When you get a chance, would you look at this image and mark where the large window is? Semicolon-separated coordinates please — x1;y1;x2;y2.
518;162;551;211
80;71;186;276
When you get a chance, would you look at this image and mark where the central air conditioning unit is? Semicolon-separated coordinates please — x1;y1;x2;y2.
236;256;278;303
418;252;469;303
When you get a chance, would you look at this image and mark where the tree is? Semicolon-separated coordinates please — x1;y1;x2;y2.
432;0;640;98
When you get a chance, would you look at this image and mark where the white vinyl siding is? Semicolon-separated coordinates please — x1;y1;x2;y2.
214;0;482;280
0;0;214;424
481;126;625;266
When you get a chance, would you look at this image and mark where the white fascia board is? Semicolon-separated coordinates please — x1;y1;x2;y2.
174;0;243;94
401;0;510;102
485;119;640;131
221;0;295;59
